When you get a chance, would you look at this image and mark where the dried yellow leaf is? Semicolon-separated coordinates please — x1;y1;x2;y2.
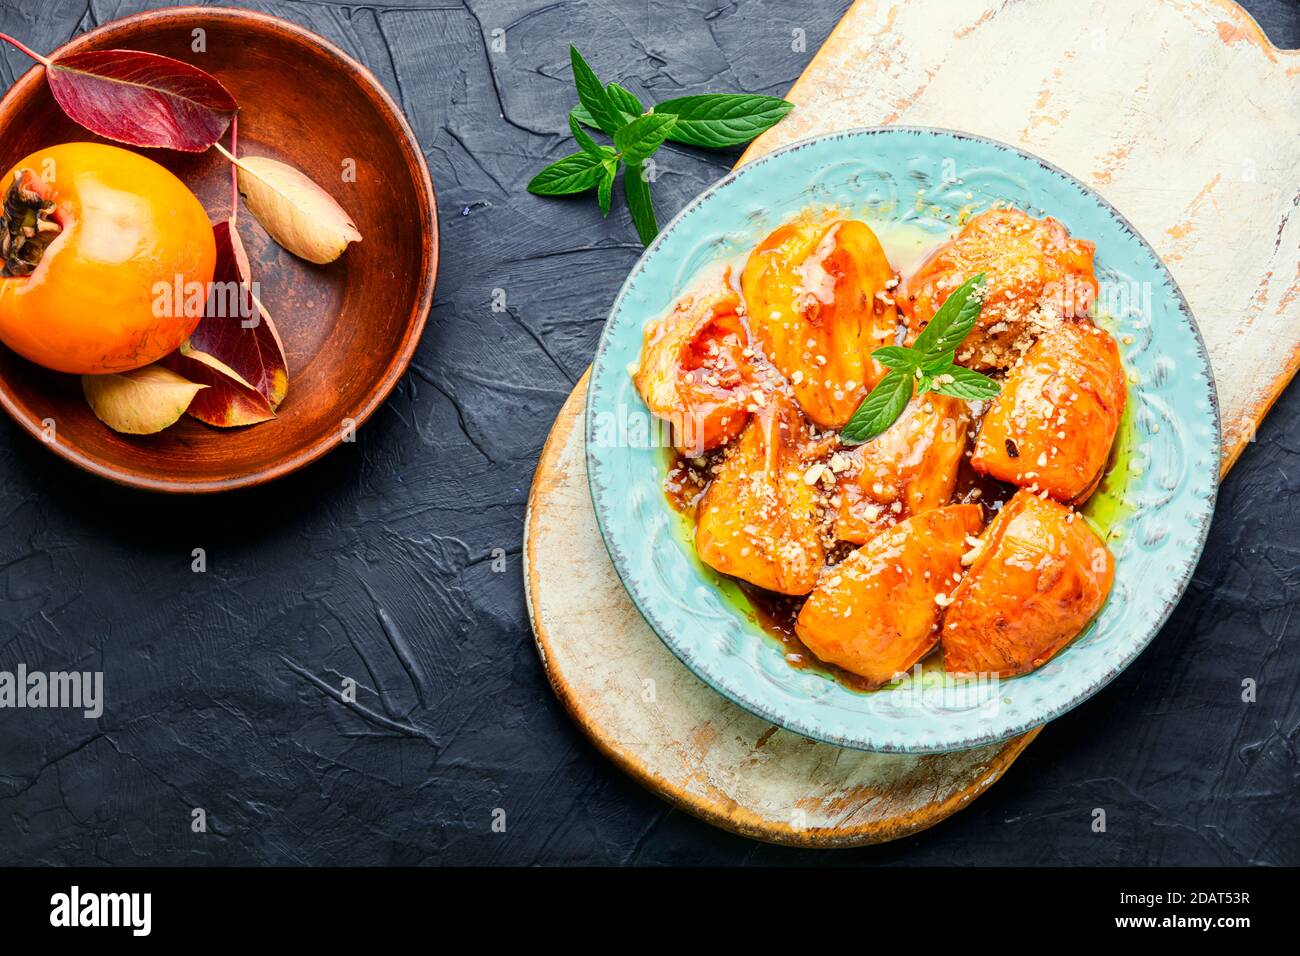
82;365;205;435
234;155;362;264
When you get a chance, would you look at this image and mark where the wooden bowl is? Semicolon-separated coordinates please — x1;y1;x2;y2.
0;6;437;492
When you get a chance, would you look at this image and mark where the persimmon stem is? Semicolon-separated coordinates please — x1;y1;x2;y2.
0;32;52;67
2;170;61;277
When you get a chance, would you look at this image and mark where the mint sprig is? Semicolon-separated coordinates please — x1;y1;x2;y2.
571;83;643;130
605;83;644;121
910;273;987;362
527;45;794;246
569;46;621;135
841;274;998;444
614;112;678;165
526;150;611;195
653;94;796;148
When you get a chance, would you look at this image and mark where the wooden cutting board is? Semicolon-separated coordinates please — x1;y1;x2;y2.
523;0;1299;846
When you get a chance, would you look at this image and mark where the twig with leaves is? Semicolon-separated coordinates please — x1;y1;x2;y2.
528;46;793;246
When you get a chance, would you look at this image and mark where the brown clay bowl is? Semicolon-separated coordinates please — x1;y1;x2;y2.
0;6;437;492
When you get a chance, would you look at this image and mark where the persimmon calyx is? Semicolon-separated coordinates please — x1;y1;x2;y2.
2;169;61;277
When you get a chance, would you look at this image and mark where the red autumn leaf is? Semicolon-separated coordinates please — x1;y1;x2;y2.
45;49;237;152
160;346;275;428
188;219;289;408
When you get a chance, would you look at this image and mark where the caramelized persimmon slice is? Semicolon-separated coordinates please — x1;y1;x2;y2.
834;393;970;544
633;277;753;454
971;321;1126;503
899;209;1098;370
795;504;984;687
695;395;826;595
941;490;1114;677
741;219;898;428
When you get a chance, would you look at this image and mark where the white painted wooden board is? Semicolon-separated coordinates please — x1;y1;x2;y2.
525;0;1298;845
742;0;1300;466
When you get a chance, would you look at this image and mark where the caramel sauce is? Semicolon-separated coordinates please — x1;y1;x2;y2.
663;451;717;516
736;582;878;692
952;448;1017;522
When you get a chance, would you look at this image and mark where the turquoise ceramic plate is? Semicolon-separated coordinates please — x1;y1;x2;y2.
586;128;1219;753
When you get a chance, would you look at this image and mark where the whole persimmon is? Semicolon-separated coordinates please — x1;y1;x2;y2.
741;218;898;429
633;275;753;455
971;320;1127;503
695;394;827;595
796;504;984;687
941;490;1114;677
0;142;215;374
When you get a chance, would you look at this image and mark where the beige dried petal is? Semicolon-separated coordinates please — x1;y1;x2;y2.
234;155;361;264
82;365;205;435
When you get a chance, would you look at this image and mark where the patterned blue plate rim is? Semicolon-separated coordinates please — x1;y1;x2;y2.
583;125;1221;753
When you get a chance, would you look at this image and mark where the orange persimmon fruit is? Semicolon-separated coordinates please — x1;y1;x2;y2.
695;393;827;595
971;320;1127;504
0;142;216;375
941;490;1115;677
899;208;1097;370
741;218;898;428
795;504;985;686
834;392;970;544
632;276;753;454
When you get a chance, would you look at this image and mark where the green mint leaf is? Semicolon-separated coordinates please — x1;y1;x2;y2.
871;345;921;371
527;151;607;195
919;348;957;373
569;115;603;156
571;83;642;131
841;369;914;444
911;273;987;361
570;113;602;154
606;83;644;121
927;365;1002;401
624;160;658;245
570;46;620;135
653;94;794;148
614;113;677;164
597;159;617;216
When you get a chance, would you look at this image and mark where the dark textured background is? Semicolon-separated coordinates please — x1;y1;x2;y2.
0;0;1296;866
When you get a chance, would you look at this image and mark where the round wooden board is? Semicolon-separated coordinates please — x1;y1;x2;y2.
524;372;1039;847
